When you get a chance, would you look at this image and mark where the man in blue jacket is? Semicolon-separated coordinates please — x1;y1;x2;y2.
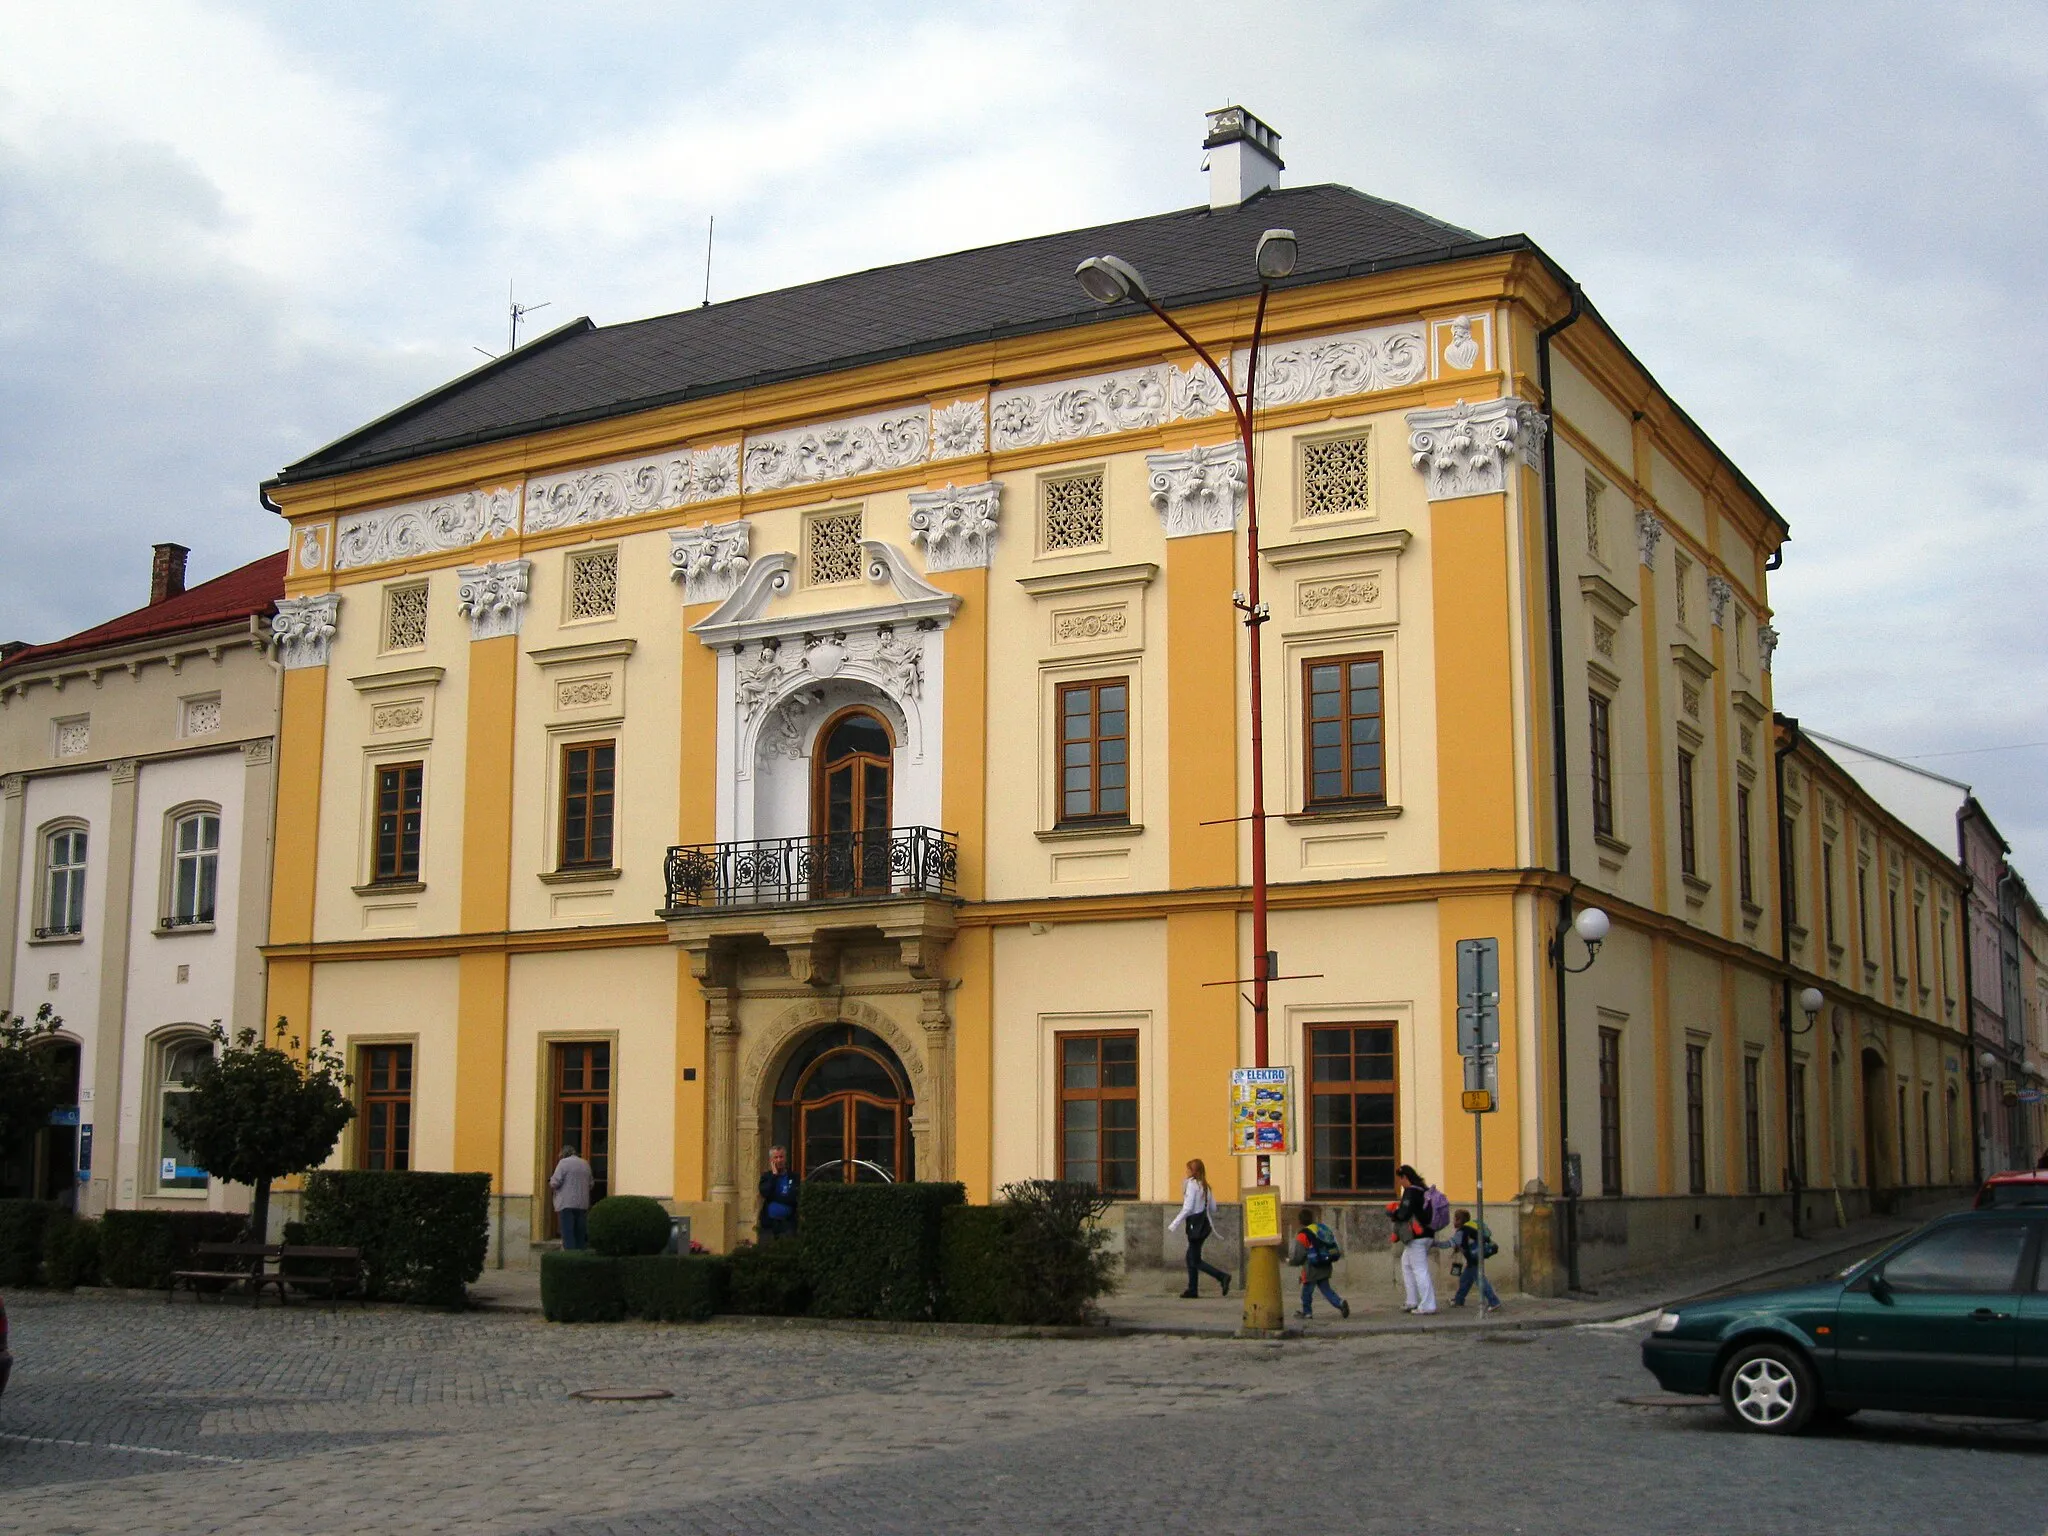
758;1144;799;1241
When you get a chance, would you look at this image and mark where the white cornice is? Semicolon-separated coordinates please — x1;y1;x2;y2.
1015;561;1159;597
349;665;446;694
1263;529;1412;567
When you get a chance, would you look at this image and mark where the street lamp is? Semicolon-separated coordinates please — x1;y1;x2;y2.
1551;905;1609;974
1797;987;1824;1030
1076;231;1295;1332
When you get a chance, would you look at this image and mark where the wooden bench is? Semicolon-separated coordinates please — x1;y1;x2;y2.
278;1245;366;1307
168;1242;283;1304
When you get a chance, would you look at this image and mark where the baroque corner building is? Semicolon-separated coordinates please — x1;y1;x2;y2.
255;111;1975;1287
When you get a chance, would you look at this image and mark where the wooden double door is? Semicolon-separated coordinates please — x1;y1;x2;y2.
813;708;893;897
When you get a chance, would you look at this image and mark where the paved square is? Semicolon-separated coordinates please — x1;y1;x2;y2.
0;1292;2040;1534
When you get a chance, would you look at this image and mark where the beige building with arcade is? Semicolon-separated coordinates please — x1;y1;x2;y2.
255;111;1970;1286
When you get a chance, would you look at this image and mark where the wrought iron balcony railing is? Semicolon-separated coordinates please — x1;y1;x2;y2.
663;827;958;910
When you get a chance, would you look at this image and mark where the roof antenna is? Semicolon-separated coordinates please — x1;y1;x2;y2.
478;280;550;359
702;216;716;307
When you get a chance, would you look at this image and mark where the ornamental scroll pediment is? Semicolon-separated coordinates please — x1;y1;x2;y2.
1404;398;1546;501
690;541;959;653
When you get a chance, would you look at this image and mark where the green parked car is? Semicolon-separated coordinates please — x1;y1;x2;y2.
1641;1209;2048;1434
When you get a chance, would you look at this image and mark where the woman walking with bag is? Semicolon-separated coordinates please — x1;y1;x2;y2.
1167;1158;1233;1298
1386;1164;1438;1314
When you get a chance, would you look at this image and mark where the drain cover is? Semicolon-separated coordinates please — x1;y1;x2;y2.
570;1387;674;1402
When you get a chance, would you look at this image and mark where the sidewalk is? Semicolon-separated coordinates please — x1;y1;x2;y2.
467;1203;1944;1335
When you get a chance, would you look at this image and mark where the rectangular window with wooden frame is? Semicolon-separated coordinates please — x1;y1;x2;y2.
1308;1023;1397;1198
373;762;423;884
358;1044;413;1171
1589;692;1615;840
1597;1027;1623;1196
1057;680;1129;825
1685;1043;1708;1194
1736;785;1755;906
548;1041;611;1238
1676;750;1698;877
1743;1054;1763;1194
1303;653;1385;809
1057;1032;1137;1197
558;740;616;869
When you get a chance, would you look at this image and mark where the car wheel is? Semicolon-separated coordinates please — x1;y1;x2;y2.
1718;1342;1817;1435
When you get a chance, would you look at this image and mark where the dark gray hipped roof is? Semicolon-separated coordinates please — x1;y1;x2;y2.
276;184;1505;484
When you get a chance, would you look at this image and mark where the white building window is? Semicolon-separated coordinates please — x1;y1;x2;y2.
806;508;864;586
383;582;429;651
155;1037;213;1192
567;548;618;620
1040;471;1105;552
1299;432;1372;519
40;826;87;938
168;809;220;927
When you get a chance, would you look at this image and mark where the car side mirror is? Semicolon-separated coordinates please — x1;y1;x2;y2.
1868;1271;1893;1304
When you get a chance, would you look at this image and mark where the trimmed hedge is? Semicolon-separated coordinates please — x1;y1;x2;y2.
800;1181;964;1321
42;1213;101;1290
541;1249;626;1322
300;1170;490;1307
101;1209;248;1289
0;1199;56;1286
726;1238;811;1316
619;1254;727;1322
588;1195;672;1257
938;1205;1017;1323
940;1181;1116;1325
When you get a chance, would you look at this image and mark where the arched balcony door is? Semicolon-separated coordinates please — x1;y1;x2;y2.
812;707;893;897
771;1026;914;1184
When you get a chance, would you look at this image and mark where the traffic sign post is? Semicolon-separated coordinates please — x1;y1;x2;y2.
1457;938;1501;1310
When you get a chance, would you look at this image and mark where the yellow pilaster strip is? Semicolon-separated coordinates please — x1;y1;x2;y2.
673;614;719;1203
454;632;517;1179
1167;909;1238;1188
1652;935;1674;1193
934;567;989;902
949;925;995;1202
1429;492;1519;870
1437;892;1522;1202
264;664;329;1040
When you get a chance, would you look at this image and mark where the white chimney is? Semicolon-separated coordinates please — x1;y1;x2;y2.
1203;106;1284;210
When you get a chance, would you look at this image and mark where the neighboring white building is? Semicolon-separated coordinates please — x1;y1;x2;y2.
0;544;283;1214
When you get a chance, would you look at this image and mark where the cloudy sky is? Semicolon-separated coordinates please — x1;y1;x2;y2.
1;1;2042;871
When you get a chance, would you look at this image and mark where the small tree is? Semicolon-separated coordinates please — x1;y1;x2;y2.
167;1017;354;1241
0;1005;66;1170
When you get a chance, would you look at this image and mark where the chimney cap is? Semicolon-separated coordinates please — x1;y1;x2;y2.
1203;106;1284;168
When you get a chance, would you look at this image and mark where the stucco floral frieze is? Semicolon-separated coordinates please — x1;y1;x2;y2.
990;362;1227;451
525;443;740;533
1404;398;1547;501
669;520;752;604
908;482;1001;572
1148;442;1246;538
455;559;531;641
1244;321;1426;407
929;400;987;459
271;594;341;670
744;407;930;492
334;487;521;570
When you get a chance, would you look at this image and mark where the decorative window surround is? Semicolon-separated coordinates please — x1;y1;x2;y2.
525;442;740;533
335;486;521;570
992;362;1226;451
908;482;1001;572
1264;529;1408;626
271;594;341;670
1262;528;1411;567
1148;441;1245;538
1671;641;1717;685
1019;562;1157;656
1242;321;1426;406
455;560;532;641
350;665;444;750
1707;574;1734;628
669;521;752;604
1635;510;1664;570
1404;398;1546;500
1578;571;1638;623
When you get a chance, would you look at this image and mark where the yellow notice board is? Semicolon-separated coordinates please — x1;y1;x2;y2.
1243;1190;1282;1247
1230;1066;1292;1155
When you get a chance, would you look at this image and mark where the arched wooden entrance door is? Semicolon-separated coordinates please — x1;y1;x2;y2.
813;707;892;897
772;1026;914;1184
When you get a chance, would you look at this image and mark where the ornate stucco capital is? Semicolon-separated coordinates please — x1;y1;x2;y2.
270;593;341;670
0;773;24;800
455;559;532;641
669;521;752;604
1707;574;1734;628
908;482;1001;572
1758;623;1780;673
1404;397;1546;500
1635;509;1665;570
1147;441;1245;538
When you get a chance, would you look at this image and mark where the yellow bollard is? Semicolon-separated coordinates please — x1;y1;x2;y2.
1239;1188;1286;1335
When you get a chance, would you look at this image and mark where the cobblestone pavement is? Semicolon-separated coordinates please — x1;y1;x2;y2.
1;1290;2042;1535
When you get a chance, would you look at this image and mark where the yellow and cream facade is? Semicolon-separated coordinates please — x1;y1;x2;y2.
258;115;1968;1283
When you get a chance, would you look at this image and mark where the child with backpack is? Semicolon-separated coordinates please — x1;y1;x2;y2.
1448;1208;1502;1313
1384;1165;1442;1314
1283;1206;1350;1320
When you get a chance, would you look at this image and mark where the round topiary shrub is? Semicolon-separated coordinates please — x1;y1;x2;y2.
587;1195;673;1257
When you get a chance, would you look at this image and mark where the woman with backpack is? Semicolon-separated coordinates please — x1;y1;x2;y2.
1386;1165;1438;1314
1166;1158;1233;1299
1283;1206;1349;1319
